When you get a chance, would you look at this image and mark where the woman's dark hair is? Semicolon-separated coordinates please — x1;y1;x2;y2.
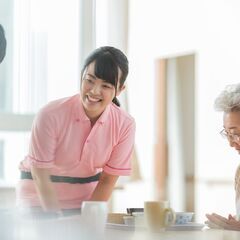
0;24;7;63
81;46;128;107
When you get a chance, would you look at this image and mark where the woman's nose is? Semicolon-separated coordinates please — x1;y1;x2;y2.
90;84;101;94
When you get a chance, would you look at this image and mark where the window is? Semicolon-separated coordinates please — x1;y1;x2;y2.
0;0;84;185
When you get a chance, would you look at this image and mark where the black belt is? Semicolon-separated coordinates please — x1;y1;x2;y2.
20;171;101;184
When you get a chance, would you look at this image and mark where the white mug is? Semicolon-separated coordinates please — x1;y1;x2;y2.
81;201;108;235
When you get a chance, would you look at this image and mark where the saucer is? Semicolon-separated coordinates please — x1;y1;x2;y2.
166;222;205;231
106;222;205;231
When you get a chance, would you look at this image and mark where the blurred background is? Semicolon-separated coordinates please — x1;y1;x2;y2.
1;0;240;222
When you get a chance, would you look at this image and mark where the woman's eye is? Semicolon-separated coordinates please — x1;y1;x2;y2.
103;84;112;89
85;78;93;84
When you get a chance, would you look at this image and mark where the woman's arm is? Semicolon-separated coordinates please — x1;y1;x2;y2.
31;166;61;212
90;171;119;201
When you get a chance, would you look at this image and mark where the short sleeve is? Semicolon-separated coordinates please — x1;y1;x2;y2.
103;119;135;176
27;108;58;168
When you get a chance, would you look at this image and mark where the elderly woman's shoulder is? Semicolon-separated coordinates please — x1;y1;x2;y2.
235;165;240;186
235;165;240;200
235;165;240;178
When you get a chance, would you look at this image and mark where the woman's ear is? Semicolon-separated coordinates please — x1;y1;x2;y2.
116;85;126;96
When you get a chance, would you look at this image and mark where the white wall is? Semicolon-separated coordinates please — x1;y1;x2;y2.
128;0;240;221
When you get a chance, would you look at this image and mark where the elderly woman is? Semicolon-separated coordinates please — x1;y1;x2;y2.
206;83;240;231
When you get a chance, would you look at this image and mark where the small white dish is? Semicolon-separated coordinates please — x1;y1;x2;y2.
106;223;135;231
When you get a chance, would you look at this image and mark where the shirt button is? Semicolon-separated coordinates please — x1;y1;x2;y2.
86;139;89;143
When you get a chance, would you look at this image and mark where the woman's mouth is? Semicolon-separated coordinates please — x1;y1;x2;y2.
86;95;102;103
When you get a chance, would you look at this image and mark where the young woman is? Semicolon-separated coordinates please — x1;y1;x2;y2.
206;83;240;230
17;46;135;216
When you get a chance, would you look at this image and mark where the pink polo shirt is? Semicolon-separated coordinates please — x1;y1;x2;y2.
17;94;135;209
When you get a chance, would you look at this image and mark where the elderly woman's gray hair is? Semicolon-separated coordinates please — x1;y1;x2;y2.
214;84;240;112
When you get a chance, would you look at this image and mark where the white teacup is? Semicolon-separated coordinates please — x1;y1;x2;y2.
132;212;145;227
81;201;108;235
175;212;194;224
123;215;135;226
144;201;175;231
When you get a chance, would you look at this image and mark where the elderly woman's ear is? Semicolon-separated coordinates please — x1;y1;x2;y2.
0;24;7;63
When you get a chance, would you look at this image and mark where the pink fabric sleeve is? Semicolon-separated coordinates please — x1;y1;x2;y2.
28;108;58;168
103;119;135;176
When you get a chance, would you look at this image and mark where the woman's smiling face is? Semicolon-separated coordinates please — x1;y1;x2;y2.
80;62;123;121
223;111;240;154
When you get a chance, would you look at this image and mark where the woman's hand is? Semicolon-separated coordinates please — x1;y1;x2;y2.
31;166;61;212
205;213;240;231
